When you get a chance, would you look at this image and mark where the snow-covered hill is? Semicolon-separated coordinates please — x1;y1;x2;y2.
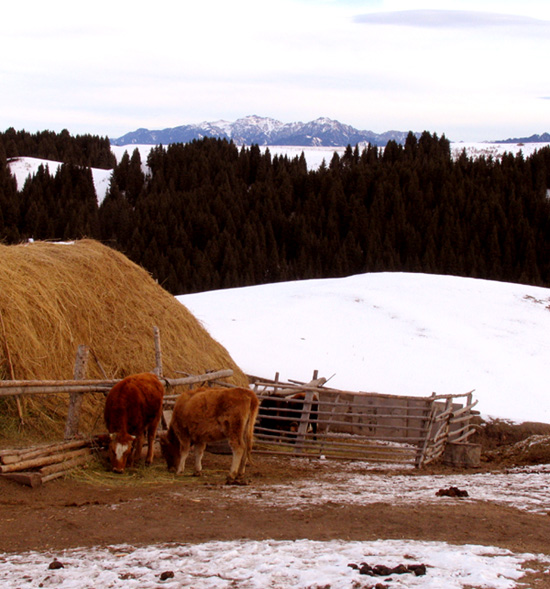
178;272;550;425
8;157;112;204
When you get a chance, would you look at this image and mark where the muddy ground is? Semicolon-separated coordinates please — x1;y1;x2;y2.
1;448;549;570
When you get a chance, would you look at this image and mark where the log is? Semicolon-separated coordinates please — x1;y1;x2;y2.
0;384;112;396
0;370;234;397
164;370;233;387
39;452;91;476
0;447;91;473
0;379;119;388
41;470;72;484
0;472;43;488
0;439;90;464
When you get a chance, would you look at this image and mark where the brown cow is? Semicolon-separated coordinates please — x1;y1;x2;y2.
160;386;259;484
104;372;164;473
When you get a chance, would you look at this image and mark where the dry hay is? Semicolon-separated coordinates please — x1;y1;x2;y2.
0;239;248;440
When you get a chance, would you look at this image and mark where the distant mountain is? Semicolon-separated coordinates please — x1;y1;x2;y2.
494;132;550;144
110;115;416;147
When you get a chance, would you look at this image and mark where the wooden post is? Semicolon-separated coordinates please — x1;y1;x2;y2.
64;345;89;439
295;370;325;450
154;326;163;377
416;394;438;468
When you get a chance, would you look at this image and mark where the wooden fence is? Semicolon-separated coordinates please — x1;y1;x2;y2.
249;372;479;468
1;332;480;474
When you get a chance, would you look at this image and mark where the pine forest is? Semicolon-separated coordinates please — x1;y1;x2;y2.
1;128;550;295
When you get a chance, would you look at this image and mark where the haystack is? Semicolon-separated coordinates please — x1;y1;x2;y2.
0;239;248;439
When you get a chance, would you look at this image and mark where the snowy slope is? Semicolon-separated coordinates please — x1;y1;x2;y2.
178;272;550;425
8;157;112;204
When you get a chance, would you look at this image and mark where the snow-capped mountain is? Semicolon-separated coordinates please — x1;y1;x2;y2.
495;132;550;144
110;116;416;147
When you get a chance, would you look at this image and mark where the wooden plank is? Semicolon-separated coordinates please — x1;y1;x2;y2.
0;472;43;488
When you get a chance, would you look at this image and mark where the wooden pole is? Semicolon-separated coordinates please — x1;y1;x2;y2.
64;345;89;439
0;369;234;397
154;326;163;377
295;371;325;449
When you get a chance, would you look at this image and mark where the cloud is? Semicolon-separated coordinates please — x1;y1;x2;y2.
353;9;550;28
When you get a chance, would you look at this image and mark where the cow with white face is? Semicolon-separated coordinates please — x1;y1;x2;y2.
104;372;164;473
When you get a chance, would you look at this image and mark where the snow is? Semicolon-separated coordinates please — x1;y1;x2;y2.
218;460;550;516
3;460;549;587
1;538;548;589
178;272;550;424
8;156;112;205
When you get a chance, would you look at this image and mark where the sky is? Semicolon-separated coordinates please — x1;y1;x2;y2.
2;0;550;143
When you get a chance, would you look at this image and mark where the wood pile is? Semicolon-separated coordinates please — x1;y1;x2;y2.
0;439;94;487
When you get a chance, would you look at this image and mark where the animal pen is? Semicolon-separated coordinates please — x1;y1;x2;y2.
249;371;480;468
1;337;480;486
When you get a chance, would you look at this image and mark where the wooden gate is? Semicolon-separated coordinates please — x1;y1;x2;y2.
250;373;479;468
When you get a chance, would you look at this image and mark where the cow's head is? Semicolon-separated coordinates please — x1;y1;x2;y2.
108;432;136;473
160;431;179;472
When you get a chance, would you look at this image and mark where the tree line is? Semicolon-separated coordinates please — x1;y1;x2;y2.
1;129;550;295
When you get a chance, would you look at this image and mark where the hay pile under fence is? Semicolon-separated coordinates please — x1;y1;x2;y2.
0;239;248;439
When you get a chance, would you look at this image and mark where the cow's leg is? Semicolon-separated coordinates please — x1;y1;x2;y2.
226;438;246;483
193;441;206;476
145;418;160;466
175;438;190;475
129;433;144;467
237;448;248;477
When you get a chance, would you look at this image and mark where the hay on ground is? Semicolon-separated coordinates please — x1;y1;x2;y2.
0;239;248;440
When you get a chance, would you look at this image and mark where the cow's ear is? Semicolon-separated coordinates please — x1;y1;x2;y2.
128;434;136;441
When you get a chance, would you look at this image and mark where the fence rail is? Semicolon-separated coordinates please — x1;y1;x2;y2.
250;372;478;467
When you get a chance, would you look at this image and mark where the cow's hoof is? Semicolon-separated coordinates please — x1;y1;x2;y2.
225;477;249;486
192;471;202;477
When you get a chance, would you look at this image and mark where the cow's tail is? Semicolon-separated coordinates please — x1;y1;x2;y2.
244;393;260;466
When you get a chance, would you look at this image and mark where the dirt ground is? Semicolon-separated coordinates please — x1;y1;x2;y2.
1;448;549;572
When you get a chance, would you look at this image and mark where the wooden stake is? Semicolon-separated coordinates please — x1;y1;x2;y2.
64;345;89;439
154;325;163;377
